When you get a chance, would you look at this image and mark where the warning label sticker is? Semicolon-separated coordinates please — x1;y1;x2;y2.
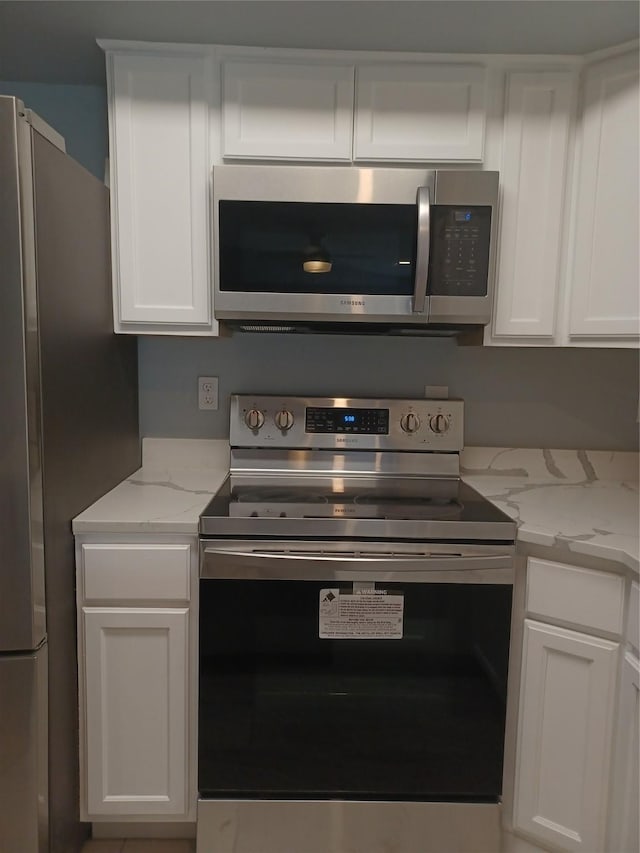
319;588;404;639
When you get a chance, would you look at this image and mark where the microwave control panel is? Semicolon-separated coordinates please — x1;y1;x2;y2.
231;395;464;452
428;206;492;297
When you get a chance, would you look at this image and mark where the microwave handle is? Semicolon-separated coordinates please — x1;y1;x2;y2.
413;185;431;314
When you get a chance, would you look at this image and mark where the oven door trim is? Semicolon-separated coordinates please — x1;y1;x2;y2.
200;540;514;584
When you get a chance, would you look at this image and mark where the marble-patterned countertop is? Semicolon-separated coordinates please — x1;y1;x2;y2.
72;438;230;534
73;440;638;575
462;447;638;574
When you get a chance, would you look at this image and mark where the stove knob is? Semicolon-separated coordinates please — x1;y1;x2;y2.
430;413;451;434
274;409;295;431
400;412;421;434
244;409;265;430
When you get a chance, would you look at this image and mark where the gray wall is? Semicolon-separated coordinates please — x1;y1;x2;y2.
0;82;107;180
3;80;638;451
139;335;639;450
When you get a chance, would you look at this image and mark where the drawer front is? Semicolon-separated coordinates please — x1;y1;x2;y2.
82;544;191;602
526;557;624;635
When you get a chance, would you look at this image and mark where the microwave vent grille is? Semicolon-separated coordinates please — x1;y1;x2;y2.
239;324;297;333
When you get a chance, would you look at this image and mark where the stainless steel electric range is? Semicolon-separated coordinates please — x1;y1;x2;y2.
197;395;517;853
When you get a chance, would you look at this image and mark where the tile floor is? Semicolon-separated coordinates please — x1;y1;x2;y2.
82;841;195;853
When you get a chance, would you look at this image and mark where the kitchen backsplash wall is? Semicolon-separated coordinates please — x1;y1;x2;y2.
139;335;639;450
3;80;638;451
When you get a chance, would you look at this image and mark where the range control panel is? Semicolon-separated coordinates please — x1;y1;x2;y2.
230;395;463;451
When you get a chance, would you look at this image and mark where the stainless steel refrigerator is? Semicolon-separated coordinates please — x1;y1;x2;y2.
0;96;140;853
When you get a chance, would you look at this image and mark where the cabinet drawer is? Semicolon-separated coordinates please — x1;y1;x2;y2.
526;557;624;635
81;544;191;602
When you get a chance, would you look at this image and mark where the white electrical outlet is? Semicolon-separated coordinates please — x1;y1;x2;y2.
198;376;218;411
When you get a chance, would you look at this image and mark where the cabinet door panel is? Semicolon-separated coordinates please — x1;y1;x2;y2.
493;72;574;337
355;64;486;162
569;51;639;338
83;607;189;816
108;52;212;329
223;61;354;160
607;652;639;853
514;620;618;852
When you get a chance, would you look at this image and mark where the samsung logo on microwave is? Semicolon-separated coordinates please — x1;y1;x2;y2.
340;299;366;307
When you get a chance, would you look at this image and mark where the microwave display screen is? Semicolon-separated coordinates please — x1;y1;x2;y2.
219;201;416;296
305;407;389;435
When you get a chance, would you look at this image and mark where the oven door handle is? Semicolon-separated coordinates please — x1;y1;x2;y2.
200;547;514;584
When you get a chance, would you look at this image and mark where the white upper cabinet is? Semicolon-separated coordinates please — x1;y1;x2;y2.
99;41;637;343
354;64;486;162
104;47;216;334
222;60;355;161
492;72;575;338
568;49;639;339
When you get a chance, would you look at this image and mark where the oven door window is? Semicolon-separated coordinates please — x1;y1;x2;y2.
218;201;416;296
199;580;512;802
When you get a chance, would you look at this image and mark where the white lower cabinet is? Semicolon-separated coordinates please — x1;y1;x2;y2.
510;556;637;853
607;646;639;853
76;536;197;822
514;619;619;852
83;607;189;817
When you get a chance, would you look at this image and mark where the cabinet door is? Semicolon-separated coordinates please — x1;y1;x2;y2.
607;652;639;853
222;60;354;160
107;51;214;332
514;619;618;852
568;50;639;339
82;607;189;816
492;72;575;338
354;64;486;162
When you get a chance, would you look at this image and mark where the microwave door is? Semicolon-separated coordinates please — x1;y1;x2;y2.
215;199;422;325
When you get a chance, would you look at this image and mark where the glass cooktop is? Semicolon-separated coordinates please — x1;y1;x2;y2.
199;477;516;541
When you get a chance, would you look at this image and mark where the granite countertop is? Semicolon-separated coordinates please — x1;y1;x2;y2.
73;440;638;575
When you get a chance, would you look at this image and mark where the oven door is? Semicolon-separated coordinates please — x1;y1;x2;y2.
199;540;514;803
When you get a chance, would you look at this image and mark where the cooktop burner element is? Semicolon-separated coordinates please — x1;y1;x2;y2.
199;395;517;543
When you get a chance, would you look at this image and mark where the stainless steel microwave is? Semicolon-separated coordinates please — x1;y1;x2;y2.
212;165;499;335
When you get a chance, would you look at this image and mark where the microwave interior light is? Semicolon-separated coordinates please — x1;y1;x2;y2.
302;239;332;273
303;259;332;273
398;260;411;265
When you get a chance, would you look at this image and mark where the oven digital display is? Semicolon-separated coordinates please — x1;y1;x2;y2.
306;407;389;434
